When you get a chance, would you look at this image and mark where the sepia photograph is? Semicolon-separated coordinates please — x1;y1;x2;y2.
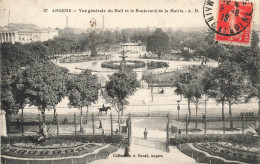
0;0;260;163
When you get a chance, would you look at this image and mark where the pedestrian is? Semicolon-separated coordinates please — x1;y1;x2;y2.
144;128;148;139
99;120;103;129
124;146;130;157
63;116;68;124
177;104;180;111
178;129;181;134
15;118;21;129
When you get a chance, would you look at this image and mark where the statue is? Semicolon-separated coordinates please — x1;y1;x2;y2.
90;18;97;57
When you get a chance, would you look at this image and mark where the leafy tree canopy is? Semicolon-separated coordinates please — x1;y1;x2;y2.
22;61;68;112
66;70;100;109
146;28;170;58
104;69;140;113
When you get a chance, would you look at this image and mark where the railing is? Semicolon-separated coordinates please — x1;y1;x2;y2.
7;114;131;137
134;137;166;151
171;114;260;135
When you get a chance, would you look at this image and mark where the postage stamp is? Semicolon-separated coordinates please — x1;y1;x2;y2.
203;0;254;46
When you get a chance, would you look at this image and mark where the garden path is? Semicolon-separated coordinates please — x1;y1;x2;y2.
89;144;199;164
89;123;199;164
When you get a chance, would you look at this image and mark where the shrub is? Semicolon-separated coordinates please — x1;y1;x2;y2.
1;135;123;145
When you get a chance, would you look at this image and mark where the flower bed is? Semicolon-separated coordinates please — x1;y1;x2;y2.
174;134;260;164
194;142;259;163
101;60;146;70
1;135;121;159
1;142;103;158
178;143;259;164
2;144;118;164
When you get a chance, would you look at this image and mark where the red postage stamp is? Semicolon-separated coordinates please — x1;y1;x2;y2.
203;0;254;46
215;0;253;45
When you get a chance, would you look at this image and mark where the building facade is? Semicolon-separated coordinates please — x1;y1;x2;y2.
120;42;142;53
0;23;58;44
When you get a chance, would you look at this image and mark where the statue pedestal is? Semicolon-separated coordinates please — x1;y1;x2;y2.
0;110;7;136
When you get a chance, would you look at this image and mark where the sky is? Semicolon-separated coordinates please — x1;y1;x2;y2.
0;0;259;29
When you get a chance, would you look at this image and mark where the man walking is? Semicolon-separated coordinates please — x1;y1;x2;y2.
144;128;148;139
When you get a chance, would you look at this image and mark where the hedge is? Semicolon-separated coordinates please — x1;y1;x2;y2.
101;60;146;70
170;134;259;146
1;135;123;145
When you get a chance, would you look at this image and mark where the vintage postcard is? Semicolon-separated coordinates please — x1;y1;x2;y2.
0;0;260;164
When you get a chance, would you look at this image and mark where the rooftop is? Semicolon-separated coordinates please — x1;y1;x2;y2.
0;23;57;32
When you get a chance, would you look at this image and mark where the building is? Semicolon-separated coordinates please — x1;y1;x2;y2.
120;41;142;53
0;23;58;44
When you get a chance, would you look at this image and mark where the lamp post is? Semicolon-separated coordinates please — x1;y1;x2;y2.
177;100;180;120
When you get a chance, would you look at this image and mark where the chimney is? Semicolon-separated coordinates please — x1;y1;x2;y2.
103;15;104;30
66;16;68;28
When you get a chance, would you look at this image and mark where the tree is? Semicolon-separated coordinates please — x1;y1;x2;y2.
200;67;214;115
174;69;193;117
1;43;35;67
1;66;27;133
121;29;130;43
146;28;170;58
173;66;206;118
25;42;49;60
66;70;100;132
208;62;251;123
23;61;68;125
1;43;35;133
142;71;155;101
222;31;260;121
189;78;204;129
103;69;140;130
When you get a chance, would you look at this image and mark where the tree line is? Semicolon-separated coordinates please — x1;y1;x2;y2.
172;31;260;129
142;30;259;129
1;40;140;133
1;27;232;62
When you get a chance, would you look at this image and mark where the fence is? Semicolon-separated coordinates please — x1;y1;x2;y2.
7;113;132;138
172;114;260;135
134;137;166;151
